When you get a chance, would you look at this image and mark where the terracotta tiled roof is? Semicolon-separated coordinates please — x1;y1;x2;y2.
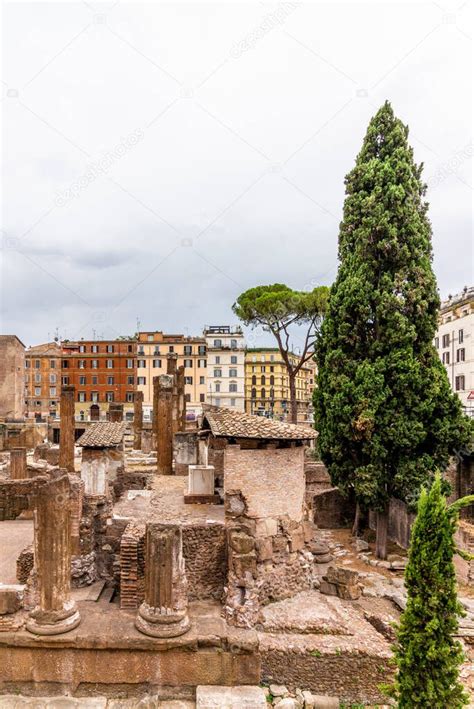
201;406;317;441
77;422;127;448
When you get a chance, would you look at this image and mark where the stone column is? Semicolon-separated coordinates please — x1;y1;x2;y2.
166;353;178;377
59;385;75;473
26;475;81;635
10;447;27;480
177;365;186;432
133;391;144;450
135;523;190;638
109;403;123;422
154;374;174;475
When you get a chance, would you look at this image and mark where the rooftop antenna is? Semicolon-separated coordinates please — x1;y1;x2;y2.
136;317;141;334
54;327;60;343
92;329;96;341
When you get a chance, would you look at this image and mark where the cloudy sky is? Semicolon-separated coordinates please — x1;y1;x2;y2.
1;0;472;348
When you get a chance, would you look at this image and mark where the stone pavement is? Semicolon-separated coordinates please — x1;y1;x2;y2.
0;520;33;584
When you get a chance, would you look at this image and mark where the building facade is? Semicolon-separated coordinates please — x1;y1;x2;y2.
203;326;245;411
61;339;137;420
435;286;474;417
244;348;316;423
0;335;25;421
24;342;62;420
137;332;207;420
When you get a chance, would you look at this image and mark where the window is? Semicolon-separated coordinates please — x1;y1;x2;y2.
231;355;237;364
252;356;256;363
34;387;41;396
198;345;206;355
128;345;133;353
127;376;134;385
62;360;69;369
199;376;205;385
126;359;134;369
229;381;237;392
79;345;85;353
185;376;193;385
137;377;146;385
214;398;220;406
200;393;205;402
138;346;145;355
270;388;275;399
459;329;464;344
154;346;160;355
251;375;256;385
92;376;98;385
153;359;162;368
214;368;222;377
455;375;465;391
215;356;221;364
434;337;439;349
147;335;154;341
107;376;114;385
229;368;237;377
215;382;221;392
442;352;450;364
106;359;114;369
91;360;98;369
79;360;85;369
169;346;174;353
213;339;222;348
91;344;99;353
261;375;266;385
457;348;465;362
50;360;56;369
442;334;450;348
231;339;237;349
270;375;275;386
138;359;146;368
35;400;41;407
62;376;69;385
34;359;40;369
261;366;265;372
198;359;206;368
78;392;86;402
251;387;256;399
50;373;56;384
184;359;193;368
270;354;275;362
184;345;192;355
230;398;236;407
106;344;114;353
106;392;114;402
185;393;191;403
261;388;266;399
126;392;134;402
25;360;30;368
91;392;99;402
35;373;41;383
49;387;56;396
79;376;86;385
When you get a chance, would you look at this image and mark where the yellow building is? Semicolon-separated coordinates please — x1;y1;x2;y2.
137;332;207;421
244;348;316;423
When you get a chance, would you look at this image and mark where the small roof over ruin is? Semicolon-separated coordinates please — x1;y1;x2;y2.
201;406;317;441
77;422;127;448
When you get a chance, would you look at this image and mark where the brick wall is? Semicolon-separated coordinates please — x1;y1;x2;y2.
0;476;48;521
224;444;305;522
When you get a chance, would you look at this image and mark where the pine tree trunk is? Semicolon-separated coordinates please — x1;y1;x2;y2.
289;374;297;424
351;502;361;537
376;506;389;559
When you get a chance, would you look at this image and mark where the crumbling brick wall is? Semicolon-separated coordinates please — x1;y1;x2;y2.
311;487;355;529
0;476;48;521
455;520;474;585
112;467;154;500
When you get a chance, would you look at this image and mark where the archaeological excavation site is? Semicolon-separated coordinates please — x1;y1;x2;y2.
1;346;474;708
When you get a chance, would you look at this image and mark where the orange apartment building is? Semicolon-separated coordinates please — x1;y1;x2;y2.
61;339;137;420
24;342;62;420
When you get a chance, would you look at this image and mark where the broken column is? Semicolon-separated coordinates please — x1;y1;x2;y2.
177;364;186;431
167;354;180;434
135;523;190;638
174;431;198;476
133;391;144;450
154;374;174;475
109;402;123;423
26;475;81;635
9;448;28;480
59;385;75;473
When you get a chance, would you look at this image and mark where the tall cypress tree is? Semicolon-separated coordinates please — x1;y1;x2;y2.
314;101;471;558
393;473;471;707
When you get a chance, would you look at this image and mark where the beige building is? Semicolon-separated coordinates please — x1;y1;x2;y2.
24;341;62;420
203;326;246;411
137;332;207;420
435;286;474;417
245;348;316;423
0;335;25;421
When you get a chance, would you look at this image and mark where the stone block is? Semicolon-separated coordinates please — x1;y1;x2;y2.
289;528;305;552
302;520;315;543
319;580;338;596
229;531;255;555
312;697;339;709
196;685;267;708
255;517;278;538
232;552;257;579
326;565;359;586
269;684;289;697
272;536;288;554
0;586;22;615
336;583;361;601
255;537;273;562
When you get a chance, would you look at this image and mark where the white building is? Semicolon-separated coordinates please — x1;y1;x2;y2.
203;325;245;411
435;286;474;417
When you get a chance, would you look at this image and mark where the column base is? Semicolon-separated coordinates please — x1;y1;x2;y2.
135;603;190;638
26;602;81;636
